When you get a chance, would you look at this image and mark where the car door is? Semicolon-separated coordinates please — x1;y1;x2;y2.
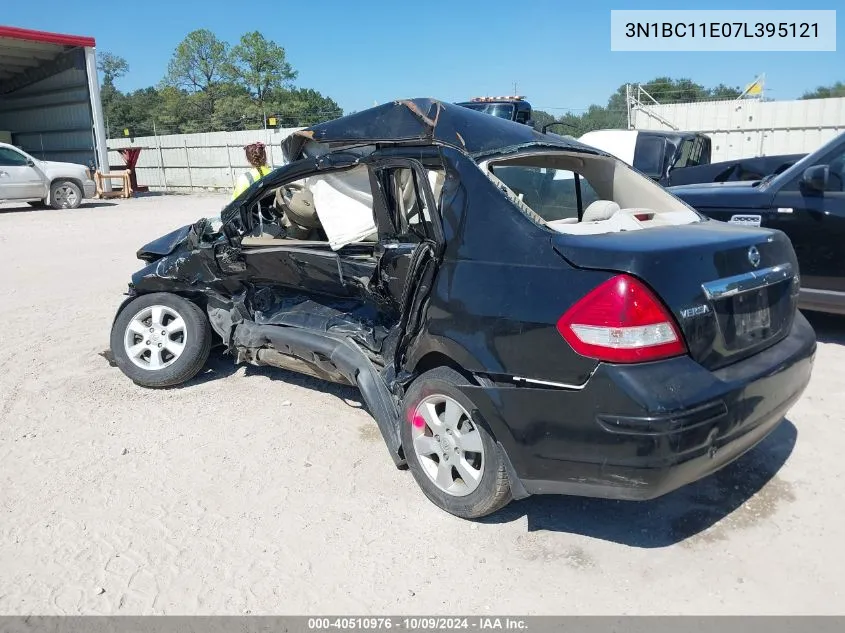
368;157;445;312
232;163;379;300
768;142;845;293
0;146;47;200
218;153;443;318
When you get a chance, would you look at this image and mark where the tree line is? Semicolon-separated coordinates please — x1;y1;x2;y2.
100;35;844;140
530;77;844;138
98;29;343;138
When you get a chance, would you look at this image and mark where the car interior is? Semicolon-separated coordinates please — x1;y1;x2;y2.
483;151;701;235
238;165;445;250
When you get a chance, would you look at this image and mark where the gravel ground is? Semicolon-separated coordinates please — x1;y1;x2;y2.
0;194;843;615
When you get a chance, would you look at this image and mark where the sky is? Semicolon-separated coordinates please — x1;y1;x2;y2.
2;0;842;114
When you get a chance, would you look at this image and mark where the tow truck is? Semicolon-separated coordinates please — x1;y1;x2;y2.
455;96;535;126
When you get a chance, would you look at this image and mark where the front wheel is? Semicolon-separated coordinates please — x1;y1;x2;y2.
110;293;211;388
50;180;82;209
400;367;512;519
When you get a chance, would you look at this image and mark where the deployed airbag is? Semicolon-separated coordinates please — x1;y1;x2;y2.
309;166;378;249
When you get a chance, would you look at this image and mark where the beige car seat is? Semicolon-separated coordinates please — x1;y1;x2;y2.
581;200;620;222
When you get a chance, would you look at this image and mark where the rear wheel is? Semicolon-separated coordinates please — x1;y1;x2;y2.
50;180;82;209
110;293;211;388
400;367;512;519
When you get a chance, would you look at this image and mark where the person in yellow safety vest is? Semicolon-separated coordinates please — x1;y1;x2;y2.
232;142;272;200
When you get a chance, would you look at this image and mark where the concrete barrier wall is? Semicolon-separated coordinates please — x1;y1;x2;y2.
107;127;303;192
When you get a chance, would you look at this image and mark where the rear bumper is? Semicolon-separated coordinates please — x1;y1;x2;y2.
459;312;816;501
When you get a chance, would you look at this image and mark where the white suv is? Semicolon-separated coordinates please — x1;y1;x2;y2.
0;142;96;209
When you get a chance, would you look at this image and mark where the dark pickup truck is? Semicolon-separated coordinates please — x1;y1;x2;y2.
671;131;845;315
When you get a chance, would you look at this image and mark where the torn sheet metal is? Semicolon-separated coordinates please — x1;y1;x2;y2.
281;98;598;162
251;288;391;353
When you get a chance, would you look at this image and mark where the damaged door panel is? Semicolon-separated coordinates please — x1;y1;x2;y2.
239;244;377;299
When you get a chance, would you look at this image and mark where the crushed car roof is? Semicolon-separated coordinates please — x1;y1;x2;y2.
282;97;601;162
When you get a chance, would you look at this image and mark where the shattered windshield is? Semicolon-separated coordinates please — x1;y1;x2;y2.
459;103;516;120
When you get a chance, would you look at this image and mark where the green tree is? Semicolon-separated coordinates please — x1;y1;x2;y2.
228;31;297;103
164;29;229;120
97;52;129;88
530;109;556;132
101;29;347;136
98;52;130;138
267;88;343;127
607;77;742;112
212;87;264;130
801;82;845;99
708;83;743;99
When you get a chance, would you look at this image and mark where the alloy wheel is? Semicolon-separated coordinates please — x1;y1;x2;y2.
54;185;79;208
123;304;187;370
410;394;485;496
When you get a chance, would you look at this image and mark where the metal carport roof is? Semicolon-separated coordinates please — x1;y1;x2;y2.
0;25;108;172
0;26;96;86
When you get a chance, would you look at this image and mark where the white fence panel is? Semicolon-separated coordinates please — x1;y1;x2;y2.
632;96;845;162
107;127;303;192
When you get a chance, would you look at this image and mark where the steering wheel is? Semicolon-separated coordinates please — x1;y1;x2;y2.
250;194;276;226
274;182;321;229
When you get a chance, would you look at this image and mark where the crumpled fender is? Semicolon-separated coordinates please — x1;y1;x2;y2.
136;224;192;261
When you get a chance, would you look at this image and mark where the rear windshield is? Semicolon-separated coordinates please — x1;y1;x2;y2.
490;165;599;222
482;151;701;235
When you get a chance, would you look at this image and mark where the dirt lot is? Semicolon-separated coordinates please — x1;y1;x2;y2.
0;194;843;615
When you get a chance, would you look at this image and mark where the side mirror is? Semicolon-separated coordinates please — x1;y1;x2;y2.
802;164;829;193
26;159;35;167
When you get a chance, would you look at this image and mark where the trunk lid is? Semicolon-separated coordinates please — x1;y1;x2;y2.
551;221;800;369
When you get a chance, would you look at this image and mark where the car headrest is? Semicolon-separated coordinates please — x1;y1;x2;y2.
582;200;620;222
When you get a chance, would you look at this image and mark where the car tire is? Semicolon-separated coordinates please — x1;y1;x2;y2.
27;200;48;209
50;180;82;210
400;366;512;519
110;293;211;388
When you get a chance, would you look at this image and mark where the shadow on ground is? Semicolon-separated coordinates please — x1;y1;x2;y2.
803;311;845;345
241;361;364;409
101;347;363;407
132;191;178;198
0;201;118;214
102;346;798;548
481;419;798;548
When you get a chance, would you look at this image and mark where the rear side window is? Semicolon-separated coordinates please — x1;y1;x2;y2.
381;167;445;241
674;137;707;169
0;147;29;167
633;135;667;178
491;165;599;221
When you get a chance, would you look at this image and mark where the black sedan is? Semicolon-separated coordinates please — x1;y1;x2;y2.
109;99;815;518
671;131;845;315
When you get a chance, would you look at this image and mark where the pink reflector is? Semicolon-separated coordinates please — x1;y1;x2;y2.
412;414;426;429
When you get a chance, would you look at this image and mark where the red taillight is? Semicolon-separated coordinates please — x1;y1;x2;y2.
556;274;686;364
